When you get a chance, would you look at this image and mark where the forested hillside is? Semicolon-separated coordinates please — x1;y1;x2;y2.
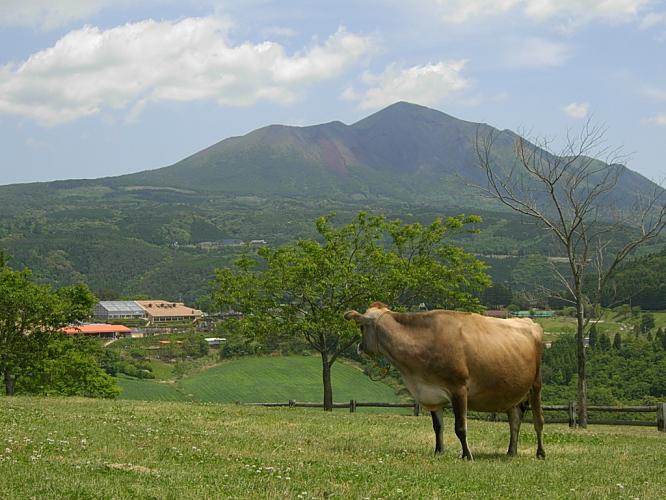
601;250;666;309
1;102;663;305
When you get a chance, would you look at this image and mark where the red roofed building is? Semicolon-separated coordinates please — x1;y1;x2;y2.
61;324;132;339
135;300;203;323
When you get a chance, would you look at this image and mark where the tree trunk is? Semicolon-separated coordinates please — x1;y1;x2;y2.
575;287;588;428
4;369;15;396
321;351;333;412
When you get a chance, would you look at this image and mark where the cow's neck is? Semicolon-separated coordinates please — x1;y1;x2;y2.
375;314;422;370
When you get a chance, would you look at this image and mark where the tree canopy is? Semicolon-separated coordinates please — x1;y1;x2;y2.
0;257;98;395
214;212;490;410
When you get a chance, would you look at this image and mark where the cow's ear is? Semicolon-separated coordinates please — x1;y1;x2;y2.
344;310;363;323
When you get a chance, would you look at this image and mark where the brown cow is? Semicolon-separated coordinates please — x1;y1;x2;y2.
344;302;545;460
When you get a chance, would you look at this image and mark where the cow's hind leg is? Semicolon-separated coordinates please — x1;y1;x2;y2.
431;409;444;454
530;383;546;459
451;391;473;461
506;404;524;456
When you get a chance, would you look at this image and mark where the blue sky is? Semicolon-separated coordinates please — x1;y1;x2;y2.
1;0;665;186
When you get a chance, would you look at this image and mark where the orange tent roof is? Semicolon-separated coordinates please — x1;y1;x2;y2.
62;324;131;334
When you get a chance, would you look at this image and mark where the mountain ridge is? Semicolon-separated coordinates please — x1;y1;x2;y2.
91;101;653;209
2;102;658;209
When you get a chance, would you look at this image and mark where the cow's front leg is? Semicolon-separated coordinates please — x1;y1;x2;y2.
451;391;473;461
430;409;444;454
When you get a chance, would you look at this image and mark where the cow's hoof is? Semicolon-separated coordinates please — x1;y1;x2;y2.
536;449;546;460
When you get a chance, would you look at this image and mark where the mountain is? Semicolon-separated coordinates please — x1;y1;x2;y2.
0;102;662;303
4;101;658;207
96;101;653;209
104;102;487;204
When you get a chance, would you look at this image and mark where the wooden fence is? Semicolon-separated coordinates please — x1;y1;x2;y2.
241;400;666;432
544;403;665;430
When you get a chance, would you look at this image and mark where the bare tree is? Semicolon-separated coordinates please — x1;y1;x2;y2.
475;121;666;427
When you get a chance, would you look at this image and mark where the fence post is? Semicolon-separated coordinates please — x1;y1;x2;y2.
350;399;357;413
657;402;666;432
568;401;577;428
288;399;295;408
413;402;421;416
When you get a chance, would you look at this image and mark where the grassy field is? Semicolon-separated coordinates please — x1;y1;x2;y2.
1;397;664;499
118;356;403;408
535;311;639;343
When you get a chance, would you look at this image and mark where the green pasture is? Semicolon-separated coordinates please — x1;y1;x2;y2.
652;311;666;328
1;397;664;499
116;376;185;402
535;310;641;342
118;355;402;407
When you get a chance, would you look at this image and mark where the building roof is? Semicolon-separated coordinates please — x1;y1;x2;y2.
62;324;132;334
97;301;146;314
135;300;203;318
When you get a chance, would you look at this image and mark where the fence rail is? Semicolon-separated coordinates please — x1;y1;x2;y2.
241;400;666;432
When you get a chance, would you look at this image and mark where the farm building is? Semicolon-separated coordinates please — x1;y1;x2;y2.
94;301;146;321
135;300;203;323
61;324;132;339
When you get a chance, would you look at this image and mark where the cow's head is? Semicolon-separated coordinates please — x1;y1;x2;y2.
343;302;390;355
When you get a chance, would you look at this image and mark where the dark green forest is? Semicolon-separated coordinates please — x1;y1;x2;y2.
1;181;663;308
543;330;666;405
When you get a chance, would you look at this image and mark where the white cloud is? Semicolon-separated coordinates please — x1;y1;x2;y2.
340;86;360;101
435;0;520;24
501;37;571;68
0;17;373;125
646;113;666;125
524;0;650;23
562;102;589;119
643;86;666;101
0;0;123;29
344;61;470;110
639;11;665;28
435;0;653;26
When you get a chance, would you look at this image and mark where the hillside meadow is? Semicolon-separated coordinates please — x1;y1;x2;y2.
117;356;403;408
1;397;665;499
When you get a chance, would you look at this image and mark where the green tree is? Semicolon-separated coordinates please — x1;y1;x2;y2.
588;323;598;350
640;313;655;334
0;259;96;395
214;213;489;410
183;334;210;359
657;328;666;350
17;335;119;398
481;282;513;308
613;333;623;350
597;332;611;351
542;334;577;385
